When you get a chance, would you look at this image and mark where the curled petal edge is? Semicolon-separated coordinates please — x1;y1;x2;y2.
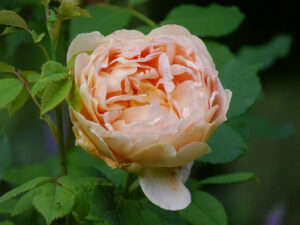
67;31;104;62
138;164;193;211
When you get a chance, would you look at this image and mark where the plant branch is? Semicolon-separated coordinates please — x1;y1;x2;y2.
23;27;50;61
56;104;68;176
13;70;58;141
98;3;157;27
129;179;139;194
128;8;157;27
122;173;133;198
37;42;50;61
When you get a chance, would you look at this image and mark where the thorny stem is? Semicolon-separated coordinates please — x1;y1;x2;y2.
13;70;58;141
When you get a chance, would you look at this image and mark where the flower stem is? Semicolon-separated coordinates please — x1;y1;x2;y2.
98;3;157;27
56;104;68;176
122;173;133;198
128;8;157;27
13;70;58;141
37;42;50;61
129;179;139;194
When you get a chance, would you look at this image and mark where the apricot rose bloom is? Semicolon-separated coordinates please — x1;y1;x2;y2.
68;25;231;210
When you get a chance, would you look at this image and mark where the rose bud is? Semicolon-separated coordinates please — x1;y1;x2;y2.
67;25;231;210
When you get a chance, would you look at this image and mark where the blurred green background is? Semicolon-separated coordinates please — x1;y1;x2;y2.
0;0;299;224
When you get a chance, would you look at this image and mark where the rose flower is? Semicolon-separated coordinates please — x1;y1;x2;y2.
67;25;231;210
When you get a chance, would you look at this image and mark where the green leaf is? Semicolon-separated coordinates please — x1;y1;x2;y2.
70;6;131;39
0;199;17;214
0;10;28;30
219;59;261;118
27;73;40;83
31;31;45;44
88;184;119;225
67;79;82;112
7;87;28;117
0;27;17;36
67;54;77;70
94;163;126;187
43;73;69;82
0;177;53;204
33;183;75;225
41;61;67;79
229;114;295;140
118;201;141;225
0;134;12;181
72;191;91;221
238;34;293;70
66;177;109;223
0;221;15;225
161;4;245;37
11;187;41;217
178;191;227;225
140;207;163;225
60;1;90;20
31;79;48;96
119;201;187;225
199;123;248;164
0;62;15;73
4;30;31;57
41;78;72;115
0;78;23;109
199;172;256;185
3;156;59;185
205;41;234;68
58;176;107;193
20;70;39;82
145;204;187;225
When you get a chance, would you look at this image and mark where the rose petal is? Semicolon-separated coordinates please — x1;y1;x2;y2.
129;141;210;167
70;109;117;161
74;53;90;86
175;162;193;183
102;135;133;157
105;29;144;40
138;167;191;210
148;24;191;38
158;53;175;93
67;31;104;62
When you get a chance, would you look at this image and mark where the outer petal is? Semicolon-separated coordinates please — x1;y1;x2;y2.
101;135;134;157
72;120;99;158
67;31;104;62
148;24;191;38
138;167;191;210
129;142;211;167
191;35;216;70
176;162;193;183
104;29;144;40
70;109;117;162
215;89;232;120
